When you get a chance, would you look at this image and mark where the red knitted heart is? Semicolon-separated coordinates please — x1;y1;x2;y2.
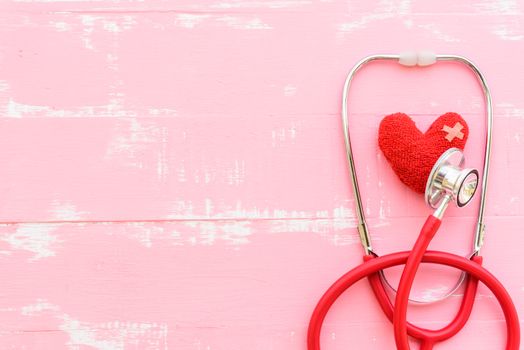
378;112;469;193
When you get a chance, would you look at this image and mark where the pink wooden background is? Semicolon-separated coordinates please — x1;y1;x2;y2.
0;0;523;349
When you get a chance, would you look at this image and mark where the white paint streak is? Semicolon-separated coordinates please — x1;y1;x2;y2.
6;98;50;118
21;299;59;316
417;23;460;42
474;0;521;14
473;0;523;40
184;220;252;245
50;201;89;221
0;202;366;249
174;12;273;30
226;160;246;185
176;161;187;183
16;0;143;2
148;108;178;116
50;21;72;32
216;16;272;30
284;84;297;97
4;98;136;118
269;205;360;245
497;102;524;118
19;300;167;350
492;23;524;40
0;224;59;261
339;0;412;33
271;124;298;147
417;285;452;303
211;0;312;9
0;80;9;93
61;317;167;350
157;127;169;181
79;14;137;50
105;119;166;169
80;15;98;50
174;14;211;29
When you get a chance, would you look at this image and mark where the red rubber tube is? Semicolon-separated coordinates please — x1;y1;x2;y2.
307;250;520;349
366;254;481;344
391;216;519;349
393;216;442;349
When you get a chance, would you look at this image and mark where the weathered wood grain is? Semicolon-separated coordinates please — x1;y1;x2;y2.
0;0;523;349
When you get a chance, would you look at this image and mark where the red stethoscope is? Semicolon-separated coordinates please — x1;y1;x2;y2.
307;53;520;349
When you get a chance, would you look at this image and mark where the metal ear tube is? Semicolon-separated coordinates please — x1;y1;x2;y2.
342;53;492;303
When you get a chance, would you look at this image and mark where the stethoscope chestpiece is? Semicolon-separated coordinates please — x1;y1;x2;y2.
425;148;479;209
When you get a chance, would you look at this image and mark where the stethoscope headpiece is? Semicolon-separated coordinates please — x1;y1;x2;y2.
425;148;479;209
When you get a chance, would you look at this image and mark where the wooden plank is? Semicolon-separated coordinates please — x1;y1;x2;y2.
0;217;520;349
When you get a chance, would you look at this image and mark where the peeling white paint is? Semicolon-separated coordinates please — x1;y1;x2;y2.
157;127;169;181
497;102;524;118
4;98;136;118
0;198;379;250
205;198;214;217
221;220;251;244
148;108;178;116
6;98;51;118
107;53;119;71
50;21;72;32
417;23;460;42
0;224;59;261
15;0;143;2
19;300;167;350
78;14;137;50
174;14;211;29
211;0;312;9
474;0;521;14
121;201;371;247
176;161;188;183
339;0;412;33
80;15;99;50
21;299;59;316
492;23;524;40
168;200;196;219
284;84;297;97
226;160;246;185
216;16;272;30
0;80;9;93
416;285;453;303
50;201;89;221
105;118;165;168
61;317;168;350
184;220;252;245
271;124;298;147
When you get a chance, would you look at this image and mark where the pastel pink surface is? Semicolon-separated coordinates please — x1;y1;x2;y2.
0;1;523;349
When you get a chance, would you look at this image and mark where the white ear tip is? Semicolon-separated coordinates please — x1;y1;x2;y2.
399;52;418;66
418;51;436;66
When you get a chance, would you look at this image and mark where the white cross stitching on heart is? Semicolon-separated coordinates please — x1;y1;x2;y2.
442;122;464;142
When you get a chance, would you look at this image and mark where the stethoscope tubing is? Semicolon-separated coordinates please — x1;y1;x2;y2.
365;254;480;342
392;215;471;348
307;249;520;350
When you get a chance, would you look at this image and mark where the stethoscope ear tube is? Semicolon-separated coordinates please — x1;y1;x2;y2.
342;53;493;303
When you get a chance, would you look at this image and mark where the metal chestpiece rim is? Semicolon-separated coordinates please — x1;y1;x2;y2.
425;148;479;209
